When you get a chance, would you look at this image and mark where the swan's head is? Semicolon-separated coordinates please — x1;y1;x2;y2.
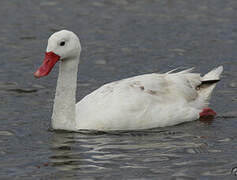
34;30;81;78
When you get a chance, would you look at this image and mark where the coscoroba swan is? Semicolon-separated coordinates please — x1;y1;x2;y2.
34;30;223;131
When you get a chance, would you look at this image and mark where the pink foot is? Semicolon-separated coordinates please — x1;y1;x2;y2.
199;108;217;118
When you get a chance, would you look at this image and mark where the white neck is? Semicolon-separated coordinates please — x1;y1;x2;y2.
51;56;79;131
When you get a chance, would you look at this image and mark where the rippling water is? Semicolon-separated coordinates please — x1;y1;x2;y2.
0;0;237;179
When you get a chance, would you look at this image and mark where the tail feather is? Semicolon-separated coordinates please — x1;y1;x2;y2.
202;66;223;81
198;66;223;106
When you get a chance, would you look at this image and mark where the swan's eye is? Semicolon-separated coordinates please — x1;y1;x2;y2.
60;41;65;46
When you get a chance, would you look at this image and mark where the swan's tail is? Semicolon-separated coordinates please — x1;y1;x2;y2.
198;66;223;106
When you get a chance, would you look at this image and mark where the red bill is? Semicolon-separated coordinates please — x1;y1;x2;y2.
34;51;60;78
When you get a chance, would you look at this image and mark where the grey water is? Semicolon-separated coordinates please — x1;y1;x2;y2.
0;0;237;179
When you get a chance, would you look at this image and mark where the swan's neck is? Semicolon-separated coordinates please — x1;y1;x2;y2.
52;56;79;131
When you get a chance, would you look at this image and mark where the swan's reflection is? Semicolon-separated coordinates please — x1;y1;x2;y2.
49;123;216;175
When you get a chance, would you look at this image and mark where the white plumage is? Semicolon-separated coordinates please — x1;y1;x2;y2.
34;30;223;131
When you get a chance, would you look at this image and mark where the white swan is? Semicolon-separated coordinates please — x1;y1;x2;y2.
34;30;223;131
